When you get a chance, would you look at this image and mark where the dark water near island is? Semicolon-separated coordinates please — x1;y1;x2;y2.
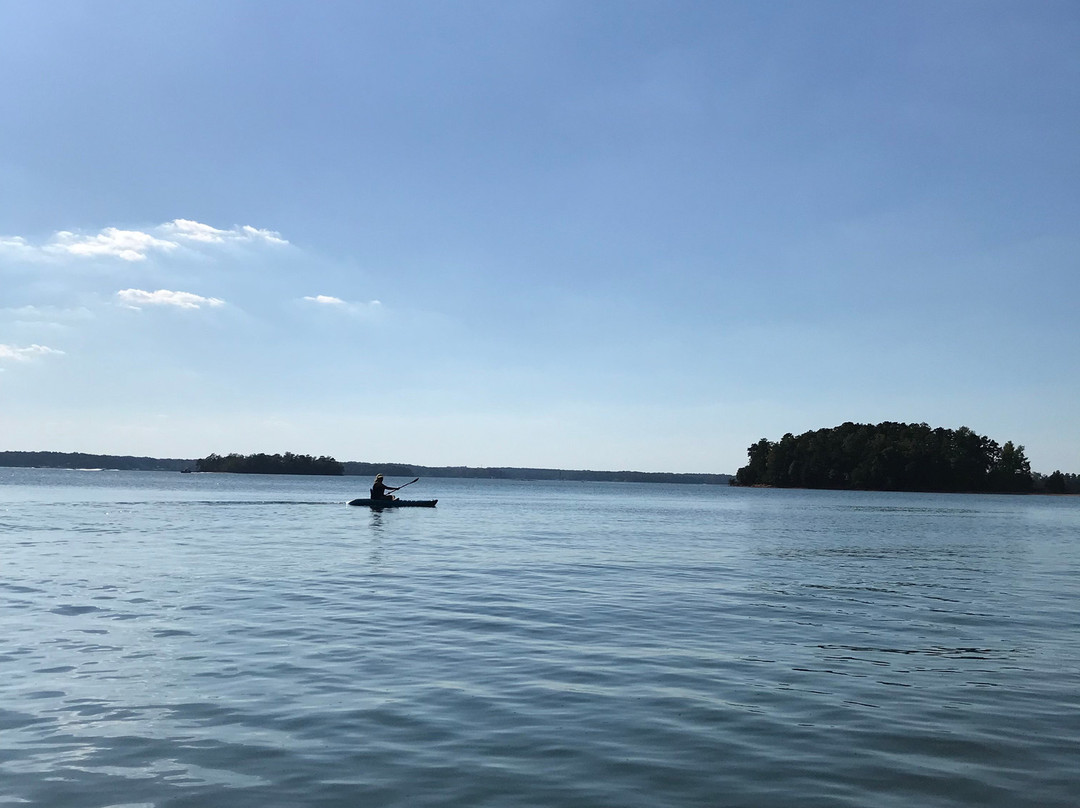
2;468;1078;807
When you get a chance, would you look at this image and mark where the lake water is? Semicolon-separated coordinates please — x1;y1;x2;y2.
2;468;1078;807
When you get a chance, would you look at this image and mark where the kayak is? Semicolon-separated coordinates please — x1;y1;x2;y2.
348;498;438;508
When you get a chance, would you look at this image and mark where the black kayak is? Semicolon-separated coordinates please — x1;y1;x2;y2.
348;499;438;508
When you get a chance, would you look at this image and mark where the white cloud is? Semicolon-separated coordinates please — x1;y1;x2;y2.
117;289;226;309
303;295;347;306
50;228;180;261
1;219;289;263
0;343;65;362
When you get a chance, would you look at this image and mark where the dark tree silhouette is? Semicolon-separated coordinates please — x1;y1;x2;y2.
196;452;344;475
734;422;1034;493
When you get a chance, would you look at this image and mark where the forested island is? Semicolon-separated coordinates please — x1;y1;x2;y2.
195;453;345;475
732;422;1076;493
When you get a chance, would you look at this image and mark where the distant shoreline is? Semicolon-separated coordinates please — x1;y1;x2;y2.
0;451;732;486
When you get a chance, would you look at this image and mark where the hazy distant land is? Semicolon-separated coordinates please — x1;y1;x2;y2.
0;451;732;486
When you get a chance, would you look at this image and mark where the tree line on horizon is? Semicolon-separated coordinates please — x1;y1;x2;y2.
341;461;730;484
0;451;190;471
1;446;1073;491
1038;469;1080;494
732;422;1049;493
0;450;728;483
195;452;344;475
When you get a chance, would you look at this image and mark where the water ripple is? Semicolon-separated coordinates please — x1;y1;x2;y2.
2;473;1078;806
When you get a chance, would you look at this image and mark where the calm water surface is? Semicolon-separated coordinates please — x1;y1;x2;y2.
1;468;1078;807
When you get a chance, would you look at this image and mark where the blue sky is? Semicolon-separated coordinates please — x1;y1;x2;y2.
1;1;1077;474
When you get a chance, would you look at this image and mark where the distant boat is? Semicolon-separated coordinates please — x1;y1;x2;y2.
348;498;437;508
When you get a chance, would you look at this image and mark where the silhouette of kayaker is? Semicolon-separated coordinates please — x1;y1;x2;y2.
370;474;401;501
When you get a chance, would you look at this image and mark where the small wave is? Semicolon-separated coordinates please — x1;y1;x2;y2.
842;505;979;515
818;644;1021;660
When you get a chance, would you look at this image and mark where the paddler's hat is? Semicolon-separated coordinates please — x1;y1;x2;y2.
375;474;383;480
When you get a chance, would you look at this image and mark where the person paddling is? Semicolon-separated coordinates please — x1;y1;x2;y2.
370;474;401;501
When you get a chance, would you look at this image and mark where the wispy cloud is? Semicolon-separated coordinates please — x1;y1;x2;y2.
0;236;32;251
0;219;289;263
117;289;226;309
160;219;289;246
1;305;95;330
0;236;39;266
2;304;94;319
303;295;348;306
301;295;383;316
0;343;65;362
